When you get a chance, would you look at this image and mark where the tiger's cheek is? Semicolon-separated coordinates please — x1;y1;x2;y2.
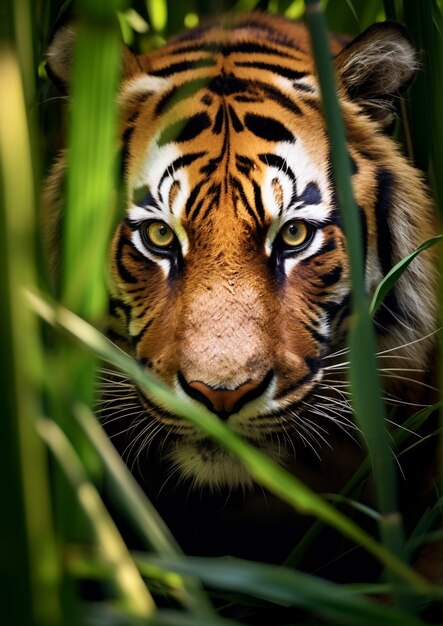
281;228;350;351
108;227;182;378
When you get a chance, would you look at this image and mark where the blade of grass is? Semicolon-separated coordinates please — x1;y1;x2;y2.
51;0;128;554
369;235;443;316
0;46;61;626
37;417;155;618
63;0;123;322
136;555;433;625
285;401;441;568
27;291;433;590
304;0;410;610
73;403;214;616
83;606;236;626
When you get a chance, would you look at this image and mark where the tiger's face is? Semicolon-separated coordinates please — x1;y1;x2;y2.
46;14;437;489
112;65;353;485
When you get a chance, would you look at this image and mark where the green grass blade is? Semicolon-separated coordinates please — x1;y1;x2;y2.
136;555;433;625
0;47;61;626
304;0;410;608
82;606;236;626
73;404;214;616
369;235;443;316
37;417;155;618
62;2;123;321
51;0;128;551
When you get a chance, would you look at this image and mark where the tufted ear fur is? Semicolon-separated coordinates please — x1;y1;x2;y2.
45;24;141;93
335;22;418;131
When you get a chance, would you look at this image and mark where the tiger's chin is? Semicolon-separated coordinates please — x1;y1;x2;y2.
166;438;287;490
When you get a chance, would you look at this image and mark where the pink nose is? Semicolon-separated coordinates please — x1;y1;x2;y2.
178;371;274;419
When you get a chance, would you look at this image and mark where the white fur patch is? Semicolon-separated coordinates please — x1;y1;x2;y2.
121;74;169;101
128;139;192;268
263;140;332;271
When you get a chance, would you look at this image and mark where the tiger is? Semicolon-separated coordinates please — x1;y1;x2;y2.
44;12;440;570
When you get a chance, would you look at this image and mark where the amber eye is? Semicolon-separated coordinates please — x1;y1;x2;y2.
141;221;176;251
280;220;313;250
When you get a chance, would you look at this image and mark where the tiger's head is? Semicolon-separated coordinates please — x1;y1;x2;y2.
46;14;437;489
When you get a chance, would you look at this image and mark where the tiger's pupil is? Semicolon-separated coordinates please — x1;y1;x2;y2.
146;222;175;248
281;220;310;248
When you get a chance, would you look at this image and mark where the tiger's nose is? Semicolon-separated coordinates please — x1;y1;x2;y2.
178;370;274;420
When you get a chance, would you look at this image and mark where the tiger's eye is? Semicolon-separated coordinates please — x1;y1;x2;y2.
280;220;312;249
144;221;175;249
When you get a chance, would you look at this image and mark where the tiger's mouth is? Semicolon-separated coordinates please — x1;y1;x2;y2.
99;364;356;489
129;381;336;488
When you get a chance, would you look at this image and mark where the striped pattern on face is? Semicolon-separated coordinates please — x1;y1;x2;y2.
104;13;437;488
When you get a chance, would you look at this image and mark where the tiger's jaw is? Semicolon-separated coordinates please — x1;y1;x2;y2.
165;437;286;490
127;363;330;490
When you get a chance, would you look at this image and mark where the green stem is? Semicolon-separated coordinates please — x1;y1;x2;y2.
304;0;409;610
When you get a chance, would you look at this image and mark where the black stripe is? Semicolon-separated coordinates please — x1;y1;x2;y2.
235;154;255;177
230;176;261;227
221;41;301;58
305;356;321;375
208;74;249;96
303;323;328;344
292;82;315;94
189;198;204;221
252;180;265;223
116;235;138;284
185;179;205;217
256;81;302;116
120;126;135;177
106;328;128;344
168;41;299;60
300;237;336;265
244;113;294;142
132;319;153;345
158;112;211;146
275;371;314;400
374;168;394;276
235;60;307;81
150;57;216;78
228;104;244;131
234;94;261;103
200;156;221;176
213;105;224;134
258;153;296;181
298;182;322;205
372;168;403;335
318;265;343;287
158;152;206;190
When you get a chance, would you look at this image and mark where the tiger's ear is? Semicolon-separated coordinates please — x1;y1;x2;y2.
334;22;417;131
45;24;141;93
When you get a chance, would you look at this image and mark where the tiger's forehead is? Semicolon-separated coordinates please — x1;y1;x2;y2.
122;18;333;227
130;137;331;226
127;86;331;227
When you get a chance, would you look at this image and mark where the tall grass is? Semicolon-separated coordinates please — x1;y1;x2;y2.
1;0;443;625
